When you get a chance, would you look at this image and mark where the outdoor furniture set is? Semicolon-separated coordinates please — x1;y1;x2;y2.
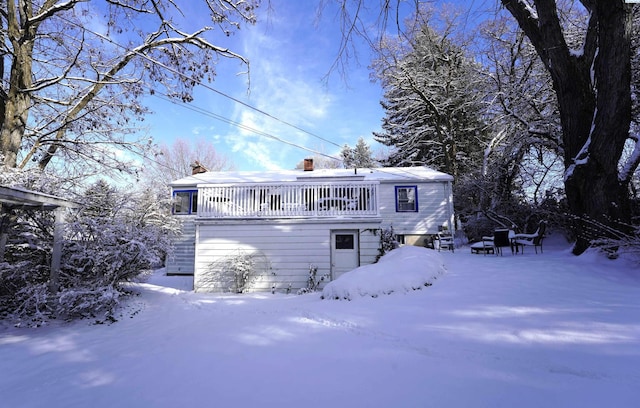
470;221;546;255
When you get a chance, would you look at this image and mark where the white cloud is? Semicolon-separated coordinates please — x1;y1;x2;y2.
222;111;301;170
194;1;385;171
241;25;334;126
210;8;344;170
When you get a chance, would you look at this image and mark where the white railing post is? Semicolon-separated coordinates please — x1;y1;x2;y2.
197;181;379;219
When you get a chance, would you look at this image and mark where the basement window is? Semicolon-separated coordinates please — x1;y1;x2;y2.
173;190;198;215
395;186;418;212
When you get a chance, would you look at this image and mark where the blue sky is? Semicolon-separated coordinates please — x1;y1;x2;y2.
144;1;490;172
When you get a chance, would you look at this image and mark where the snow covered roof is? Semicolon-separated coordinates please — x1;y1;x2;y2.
0;185;80;209
170;166;453;188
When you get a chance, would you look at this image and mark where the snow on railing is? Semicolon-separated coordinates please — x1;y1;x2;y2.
198;181;379;218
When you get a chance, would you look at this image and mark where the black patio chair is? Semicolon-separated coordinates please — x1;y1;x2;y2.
513;221;547;254
482;229;514;256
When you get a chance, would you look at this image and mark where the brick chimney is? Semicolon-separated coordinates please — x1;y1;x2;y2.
191;161;208;175
303;158;314;171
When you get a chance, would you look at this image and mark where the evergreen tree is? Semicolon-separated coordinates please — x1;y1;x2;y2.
371;11;488;181
341;137;376;168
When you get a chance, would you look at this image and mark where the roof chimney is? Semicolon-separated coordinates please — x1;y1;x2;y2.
303;158;314;171
191;161;208;175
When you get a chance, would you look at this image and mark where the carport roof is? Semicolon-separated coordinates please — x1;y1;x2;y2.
0;186;80;210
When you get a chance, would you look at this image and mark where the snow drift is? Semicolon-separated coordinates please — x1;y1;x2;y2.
321;246;446;300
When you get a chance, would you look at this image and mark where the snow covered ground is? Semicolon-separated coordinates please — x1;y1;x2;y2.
1;235;639;408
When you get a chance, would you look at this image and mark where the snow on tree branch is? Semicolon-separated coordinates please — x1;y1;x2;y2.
1;0;259;174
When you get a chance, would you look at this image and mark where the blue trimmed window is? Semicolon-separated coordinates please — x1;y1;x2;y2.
173;190;198;215
395;186;418;212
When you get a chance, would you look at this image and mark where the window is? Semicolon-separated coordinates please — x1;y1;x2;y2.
335;234;355;250
395;186;418;212
173;190;198;215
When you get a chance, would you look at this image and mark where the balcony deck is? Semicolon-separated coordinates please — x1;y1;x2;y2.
197;181;379;219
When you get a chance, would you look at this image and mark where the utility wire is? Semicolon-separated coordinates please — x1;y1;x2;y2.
59;15;343;150
54;13;431;182
150;90;344;164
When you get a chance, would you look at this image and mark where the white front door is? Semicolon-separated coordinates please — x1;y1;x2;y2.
330;230;360;280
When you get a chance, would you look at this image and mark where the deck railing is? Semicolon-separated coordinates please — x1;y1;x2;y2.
198;181;379;218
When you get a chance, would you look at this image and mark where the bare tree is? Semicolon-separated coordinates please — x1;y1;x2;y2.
142;137;234;186
0;1;258;175
479;15;563;211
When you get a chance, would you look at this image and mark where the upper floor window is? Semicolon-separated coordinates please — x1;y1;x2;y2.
395;186;418;212
173;190;198;215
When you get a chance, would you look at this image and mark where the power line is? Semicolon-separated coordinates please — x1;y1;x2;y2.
52;13;434;182
152;87;429;181
59;14;343;151
31;28;346;177
150;90;343;164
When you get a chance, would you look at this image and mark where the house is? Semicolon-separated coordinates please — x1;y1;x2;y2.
167;163;454;293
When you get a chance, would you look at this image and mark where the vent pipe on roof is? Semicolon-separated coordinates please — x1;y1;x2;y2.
303;158;314;171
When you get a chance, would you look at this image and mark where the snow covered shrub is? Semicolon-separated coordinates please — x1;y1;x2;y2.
297;264;329;295
206;250;272;293
577;216;640;262
370;226;398;262
0;179;179;325
230;251;255;293
0;207;58;324
0;262;50;322
55;285;121;322
52;181;179;319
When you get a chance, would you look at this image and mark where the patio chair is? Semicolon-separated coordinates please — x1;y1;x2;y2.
470;240;494;255
482;229;513;256
436;231;455;252
513;221;546;254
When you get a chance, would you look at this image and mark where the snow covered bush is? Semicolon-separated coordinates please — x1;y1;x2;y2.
297;264;329;295
206;250;272;293
54;181;179;320
579;216;640;262
321;246;446;300
0;262;50;322
0;180;179;325
371;226;399;261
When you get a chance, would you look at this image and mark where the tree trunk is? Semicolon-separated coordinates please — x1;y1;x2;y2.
502;0;633;255
0;84;32;168
0;2;35;169
565;3;633;254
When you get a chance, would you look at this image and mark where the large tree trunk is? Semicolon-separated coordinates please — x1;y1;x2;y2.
502;0;633;255
0;65;33;168
564;3;633;254
0;2;35;169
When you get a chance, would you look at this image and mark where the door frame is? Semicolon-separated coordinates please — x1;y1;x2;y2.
330;229;360;280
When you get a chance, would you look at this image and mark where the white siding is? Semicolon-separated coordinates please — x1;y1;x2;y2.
165;217;196;275
378;181;452;235
194;219;381;293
